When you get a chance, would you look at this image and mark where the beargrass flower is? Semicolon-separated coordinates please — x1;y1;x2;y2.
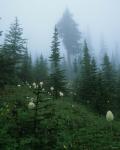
63;145;67;149
50;87;54;91
28;101;35;109
42;88;45;91
32;82;37;89
59;91;64;97
106;110;114;122
40;81;43;88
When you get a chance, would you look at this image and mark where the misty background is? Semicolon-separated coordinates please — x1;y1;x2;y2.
1;0;120;59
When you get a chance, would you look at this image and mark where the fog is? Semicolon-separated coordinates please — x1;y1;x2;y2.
1;0;120;59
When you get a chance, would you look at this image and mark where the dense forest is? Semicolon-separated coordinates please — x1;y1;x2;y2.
0;9;120;150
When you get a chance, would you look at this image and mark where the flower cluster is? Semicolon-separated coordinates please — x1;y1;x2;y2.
106;110;114;122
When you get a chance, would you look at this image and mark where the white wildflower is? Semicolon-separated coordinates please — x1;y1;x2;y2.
29;85;32;88
42;88;45;92
106;110;114;122
32;82;37;89
17;84;21;87
40;81;43;88
28;101;35;109
59;91;64;97
50;87;54;91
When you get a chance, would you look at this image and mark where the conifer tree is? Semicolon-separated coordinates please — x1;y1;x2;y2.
90;57;99;109
0;26;15;87
77;41;92;104
19;46;33;83
34;54;48;82
49;27;66;99
2;17;26;83
57;8;81;71
100;54;116;113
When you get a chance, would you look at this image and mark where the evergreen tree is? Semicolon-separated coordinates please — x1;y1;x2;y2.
100;54;116;113
115;65;120;115
49;27;66;99
77;41;92;104
61;56;68;79
0;51;15;87
57;8;81;70
73;58;79;79
0;26;15;87
19;46;33;83
2;17;26;83
34;54;48;82
76;41;99;108
90;57;99;109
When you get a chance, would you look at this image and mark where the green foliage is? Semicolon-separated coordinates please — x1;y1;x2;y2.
0;18;27;85
33;54;48;82
19;48;33;83
96;54;116;114
1;86;120;149
49;27;67;99
76;42;118;115
0;52;15;87
77;41;97;106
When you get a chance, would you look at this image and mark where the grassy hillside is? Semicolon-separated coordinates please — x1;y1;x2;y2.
0;86;120;150
55;99;120;149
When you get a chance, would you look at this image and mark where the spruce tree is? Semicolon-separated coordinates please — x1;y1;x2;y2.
2;17;26;83
49;27;66;99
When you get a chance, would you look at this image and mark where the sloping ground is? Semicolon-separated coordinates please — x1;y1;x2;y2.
55;99;120;150
0;86;120;150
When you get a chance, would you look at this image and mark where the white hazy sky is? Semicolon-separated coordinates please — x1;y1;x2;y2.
0;0;120;58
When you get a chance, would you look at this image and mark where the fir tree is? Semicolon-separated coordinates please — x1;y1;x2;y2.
49;27;66;99
2;17;26;83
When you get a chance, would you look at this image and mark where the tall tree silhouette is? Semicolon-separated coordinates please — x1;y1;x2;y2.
57;8;81;71
49;27;66;99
